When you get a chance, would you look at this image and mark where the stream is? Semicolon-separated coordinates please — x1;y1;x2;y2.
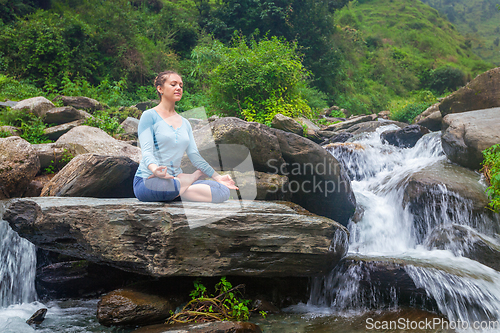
1;123;500;332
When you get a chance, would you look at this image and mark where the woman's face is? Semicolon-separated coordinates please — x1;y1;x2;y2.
158;74;183;102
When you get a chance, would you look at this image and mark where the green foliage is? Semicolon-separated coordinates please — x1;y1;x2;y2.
195;36;312;125
84;109;124;136
389;90;437;123
0;74;44;101
483;144;500;212
329;109;346;118
20;113;52;144
0;107;51;143
0;130;12;138
43;148;74;174
428;66;466;94
169;277;255;324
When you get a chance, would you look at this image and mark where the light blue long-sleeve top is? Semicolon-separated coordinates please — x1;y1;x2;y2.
135;109;215;179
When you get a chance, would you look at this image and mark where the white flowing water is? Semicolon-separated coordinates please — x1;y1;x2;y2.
292;125;500;332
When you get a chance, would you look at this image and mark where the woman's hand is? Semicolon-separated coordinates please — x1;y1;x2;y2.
148;166;174;179
213;174;239;190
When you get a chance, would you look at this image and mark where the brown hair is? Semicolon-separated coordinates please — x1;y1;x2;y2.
154;70;182;100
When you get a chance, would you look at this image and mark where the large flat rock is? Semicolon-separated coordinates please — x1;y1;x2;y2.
2;198;348;277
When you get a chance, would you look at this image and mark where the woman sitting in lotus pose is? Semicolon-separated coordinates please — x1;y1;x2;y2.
133;70;237;202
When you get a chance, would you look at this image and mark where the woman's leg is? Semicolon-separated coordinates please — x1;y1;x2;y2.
180;180;230;203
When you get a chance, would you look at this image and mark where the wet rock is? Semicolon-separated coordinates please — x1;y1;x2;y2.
31;142;88;170
403;160;497;241
321;132;353;145
43;106;92;125
0;137;40;199
344;120;407;135
252;298;280;314
55;95;104;111
316;130;336;139
4;198;348;277
441;107;500;170
271;113;303;136
414;103;442;131
426;224;500;272
272;130;356;226
43;119;86;140
380;125;430;148
56;126;141;163
439;67;500;117
132;321;262;333
316;254;438;311
40;154;138;198
11;96;54;118
26;308;47;325
97;288;178;327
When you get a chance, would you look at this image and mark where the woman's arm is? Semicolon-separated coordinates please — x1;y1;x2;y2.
138;111;172;179
185;121;237;189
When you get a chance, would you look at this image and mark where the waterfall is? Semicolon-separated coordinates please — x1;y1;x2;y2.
0;203;37;308
305;125;500;330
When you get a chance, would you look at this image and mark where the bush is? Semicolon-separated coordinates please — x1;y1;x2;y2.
0;108;51;144
84;109;124;136
198;36;312;125
389;90;436;123
428;66;466;94
0;74;44;101
483;144;500;212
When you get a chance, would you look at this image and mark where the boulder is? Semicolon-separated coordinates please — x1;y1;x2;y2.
313;254;437;311
11;96;54;118
439;67;500;117
43;119;86;141
296;117;320;132
40;154;138;198
380;125;430;148
0;137;40;199
321;132;353;146
325;114;376;132
272;130;356;226
55;95;104;111
441;107;500;170
3;198;349;277
132;321;262;333
120;117;139;138
43;107;92;125
271;113;303;136
414;103;442;131
425;224;500;272
0;125;21;136
219;170;291;201
343;120;406;135
403;160;497;241
97;288;178;327
190;118;286;173
31;142;88;170
183;118;355;225
316;130;336;138
56;126;141;163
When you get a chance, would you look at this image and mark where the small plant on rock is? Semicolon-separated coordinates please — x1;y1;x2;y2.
483;144;500;212
167;277;253;324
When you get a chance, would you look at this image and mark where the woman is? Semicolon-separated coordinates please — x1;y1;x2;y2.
133;70;238;202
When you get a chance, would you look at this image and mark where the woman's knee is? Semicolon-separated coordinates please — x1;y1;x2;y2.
193;180;230;203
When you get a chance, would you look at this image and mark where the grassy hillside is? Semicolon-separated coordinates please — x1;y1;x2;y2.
329;0;493;114
421;0;500;65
